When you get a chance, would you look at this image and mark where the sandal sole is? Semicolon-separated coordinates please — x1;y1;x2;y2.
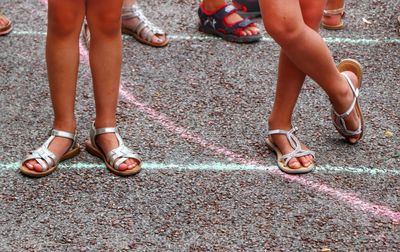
122;27;169;48
199;25;261;43
322;21;344;30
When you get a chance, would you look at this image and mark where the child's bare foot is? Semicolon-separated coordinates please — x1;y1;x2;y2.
331;70;363;144
95;133;139;171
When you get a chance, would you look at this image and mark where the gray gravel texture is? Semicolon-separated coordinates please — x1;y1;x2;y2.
0;0;400;251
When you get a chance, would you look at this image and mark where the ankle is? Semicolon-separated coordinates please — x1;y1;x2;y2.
53;119;76;133
202;1;226;13
330;77;354;114
268;116;292;131
94;118;117;129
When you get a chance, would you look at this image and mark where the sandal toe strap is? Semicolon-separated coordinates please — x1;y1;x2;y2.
23;146;56;171
107;146;141;170
232;18;254;29
282;149;315;167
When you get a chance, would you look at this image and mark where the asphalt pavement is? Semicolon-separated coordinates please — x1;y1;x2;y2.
0;0;399;251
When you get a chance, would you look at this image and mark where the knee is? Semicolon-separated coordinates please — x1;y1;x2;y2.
88;13;121;38
48;12;82;37
264;17;304;46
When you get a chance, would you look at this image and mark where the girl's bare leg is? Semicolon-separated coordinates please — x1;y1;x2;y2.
86;0;137;171
24;0;85;171
260;0;362;167
265;1;324;169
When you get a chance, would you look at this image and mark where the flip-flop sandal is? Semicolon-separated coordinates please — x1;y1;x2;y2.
332;59;365;144
198;4;261;43
20;130;80;178
85;122;142;177
322;4;345;30
266;128;315;174
121;6;169;48
232;0;261;19
0;14;13;36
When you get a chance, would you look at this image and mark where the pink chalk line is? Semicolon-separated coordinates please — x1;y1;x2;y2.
38;0;400;224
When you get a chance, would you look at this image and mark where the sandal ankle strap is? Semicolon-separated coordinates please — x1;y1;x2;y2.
333;73;360;119
89;122;125;150
323;4;345;16
332;73;362;136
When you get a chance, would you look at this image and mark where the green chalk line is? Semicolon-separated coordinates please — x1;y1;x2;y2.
10;31;400;44
1;161;399;175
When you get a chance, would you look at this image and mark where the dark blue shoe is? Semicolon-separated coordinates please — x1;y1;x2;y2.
198;3;261;43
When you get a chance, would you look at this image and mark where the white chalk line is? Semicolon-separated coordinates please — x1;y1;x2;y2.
0;161;399;176
8;30;400;45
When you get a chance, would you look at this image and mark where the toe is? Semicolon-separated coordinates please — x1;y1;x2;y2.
287;158;301;169
250;27;260;35
33;163;43;172
127;159;139;170
152;36;162;44
348;135;361;144
25;161;34;170
298;156;313;167
118;163;128;171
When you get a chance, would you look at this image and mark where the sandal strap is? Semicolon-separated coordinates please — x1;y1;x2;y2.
22;129;77;171
232;0;260;12
122;6;165;38
107;146;141;170
332;73;362;136
268;127;315;166
323;5;345;16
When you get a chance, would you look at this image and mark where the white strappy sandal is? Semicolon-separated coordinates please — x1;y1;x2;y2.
20;130;80;177
266;127;315;174
85;123;141;176
121;6;169;47
333;59;364;144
